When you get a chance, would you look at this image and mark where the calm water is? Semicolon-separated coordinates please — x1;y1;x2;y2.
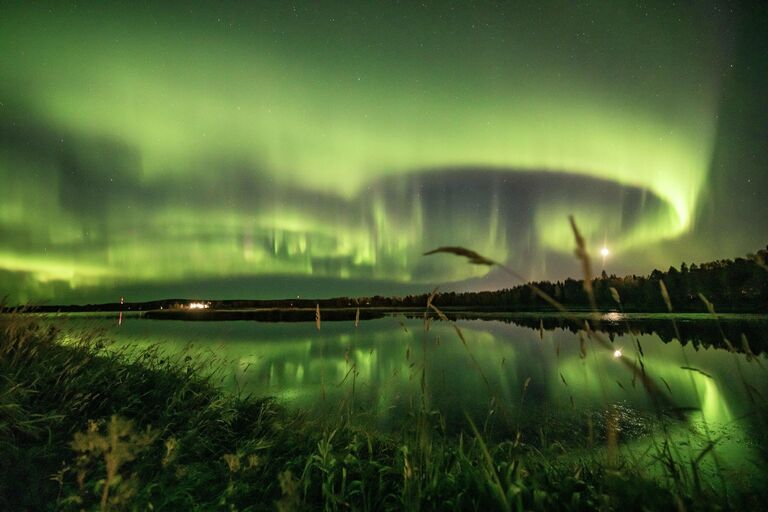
50;312;768;478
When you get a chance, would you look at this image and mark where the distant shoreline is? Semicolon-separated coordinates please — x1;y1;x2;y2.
12;306;767;323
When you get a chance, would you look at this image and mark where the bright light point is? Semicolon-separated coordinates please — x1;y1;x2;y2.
600;247;610;257
188;302;209;309
613;349;622;358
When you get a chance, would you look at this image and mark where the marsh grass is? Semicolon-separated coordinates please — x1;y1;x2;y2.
1;217;767;510
4;308;695;511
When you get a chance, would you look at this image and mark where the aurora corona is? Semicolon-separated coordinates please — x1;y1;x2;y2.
0;1;763;303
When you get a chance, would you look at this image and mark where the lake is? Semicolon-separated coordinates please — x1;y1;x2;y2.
48;311;768;482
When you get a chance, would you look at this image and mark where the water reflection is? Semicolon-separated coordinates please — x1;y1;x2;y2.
414;311;768;355
44;312;767;487
51;314;765;436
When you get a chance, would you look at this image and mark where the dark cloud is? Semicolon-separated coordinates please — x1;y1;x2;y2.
0;97;146;220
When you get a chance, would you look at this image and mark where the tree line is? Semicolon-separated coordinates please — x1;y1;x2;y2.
358;244;768;312
15;245;768;313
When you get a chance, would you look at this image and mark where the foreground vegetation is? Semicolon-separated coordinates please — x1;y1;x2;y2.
1;311;766;511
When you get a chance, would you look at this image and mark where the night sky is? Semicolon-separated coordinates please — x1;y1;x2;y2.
1;1;766;304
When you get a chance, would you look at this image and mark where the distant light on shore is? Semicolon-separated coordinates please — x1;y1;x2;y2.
613;349;622;358
188;302;209;310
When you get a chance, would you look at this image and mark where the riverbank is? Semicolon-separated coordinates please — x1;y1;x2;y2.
1;312;765;510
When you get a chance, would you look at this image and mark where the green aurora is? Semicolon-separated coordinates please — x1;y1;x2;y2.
1;1;766;303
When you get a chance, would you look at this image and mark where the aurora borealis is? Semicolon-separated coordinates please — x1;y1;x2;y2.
1;1;766;304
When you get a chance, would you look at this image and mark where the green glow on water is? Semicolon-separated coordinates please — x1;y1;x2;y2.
47;310;768;491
